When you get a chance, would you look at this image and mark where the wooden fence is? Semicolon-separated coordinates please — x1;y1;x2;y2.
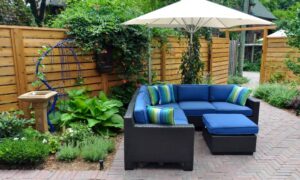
260;37;300;83
0;25;229;112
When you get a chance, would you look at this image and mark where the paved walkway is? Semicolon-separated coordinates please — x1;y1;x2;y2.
243;71;260;89
1;100;300;179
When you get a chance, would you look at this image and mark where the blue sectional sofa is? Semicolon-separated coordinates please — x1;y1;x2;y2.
124;84;260;170
134;84;259;128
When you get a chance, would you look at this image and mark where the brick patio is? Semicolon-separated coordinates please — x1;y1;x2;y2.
1;101;300;179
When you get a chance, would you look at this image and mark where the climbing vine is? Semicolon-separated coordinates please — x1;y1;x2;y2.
180;31;204;84
51;0;149;82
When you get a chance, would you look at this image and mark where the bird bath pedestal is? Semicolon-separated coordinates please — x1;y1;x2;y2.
18;91;57;133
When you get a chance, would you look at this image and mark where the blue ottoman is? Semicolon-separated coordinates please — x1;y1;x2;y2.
202;114;259;155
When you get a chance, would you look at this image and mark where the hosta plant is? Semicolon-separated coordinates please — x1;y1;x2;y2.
49;88;123;135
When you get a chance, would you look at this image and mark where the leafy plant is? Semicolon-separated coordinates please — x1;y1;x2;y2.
180;32;204;84
60;123;93;145
109;81;139;115
56;144;80;162
287;96;300;115
0;139;49;165
50;88;123;135
254;83;299;108
269;72;285;83
0;0;35;26
0;111;34;138
51;0;149;82
228;76;250;85
243;61;261;72
80;136;115;162
283;8;300;79
41;133;61;154
21;127;61;154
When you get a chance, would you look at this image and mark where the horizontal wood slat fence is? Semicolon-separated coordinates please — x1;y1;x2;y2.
260;37;300;83
0;25;229;112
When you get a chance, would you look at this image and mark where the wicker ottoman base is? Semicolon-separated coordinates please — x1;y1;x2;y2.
203;128;257;155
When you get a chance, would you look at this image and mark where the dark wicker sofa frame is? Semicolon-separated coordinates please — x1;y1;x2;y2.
124;90;195;171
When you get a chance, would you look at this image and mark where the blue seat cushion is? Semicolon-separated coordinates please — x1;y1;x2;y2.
179;101;216;116
211;102;253;116
155;103;180;109
209;85;235;102
173;108;189;125
203;114;259;135
134;92;150;124
177;84;209;101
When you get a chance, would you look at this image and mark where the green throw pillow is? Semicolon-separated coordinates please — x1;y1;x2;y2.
227;85;252;106
147;86;159;105
158;84;176;105
147;106;175;125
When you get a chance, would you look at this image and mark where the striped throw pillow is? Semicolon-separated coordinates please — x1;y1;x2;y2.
227;85;252;106
147;106;175;125
147;86;159;105
158;84;176;105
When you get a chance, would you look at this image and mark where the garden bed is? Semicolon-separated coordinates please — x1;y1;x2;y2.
0;133;123;170
43;133;123;170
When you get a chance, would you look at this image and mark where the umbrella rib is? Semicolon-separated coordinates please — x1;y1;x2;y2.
169;18;175;25
200;18;212;27
179;18;190;32
216;18;228;28
148;18;162;25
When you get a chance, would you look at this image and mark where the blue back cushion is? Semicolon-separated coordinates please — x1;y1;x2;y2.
172;85;178;102
134;90;151;124
209;85;235;102
177;84;209;101
139;85;148;94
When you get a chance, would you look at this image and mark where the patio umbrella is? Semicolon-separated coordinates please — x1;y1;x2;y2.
123;0;273;83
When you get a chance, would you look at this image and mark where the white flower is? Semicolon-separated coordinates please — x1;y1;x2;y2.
13;137;19;141
42;139;48;144
21;137;26;141
67;128;74;133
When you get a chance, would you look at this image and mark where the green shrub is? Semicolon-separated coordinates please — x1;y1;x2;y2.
227;76;250;85
254;83;299;108
81;136;115;162
243;61;261;72
267;86;298;108
56;144;80;162
60;123;93;145
0;139;49;165
0;0;35;26
0;111;34;138
51;0;149;81
21;127;61;154
253;83;277;99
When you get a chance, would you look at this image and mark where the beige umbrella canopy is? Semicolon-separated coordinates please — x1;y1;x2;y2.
123;0;273;83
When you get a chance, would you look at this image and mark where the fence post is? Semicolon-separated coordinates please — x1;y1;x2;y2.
10;28;29;114
160;43;166;81
260;28;268;84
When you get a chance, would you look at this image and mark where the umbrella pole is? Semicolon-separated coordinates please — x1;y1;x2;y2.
147;27;152;85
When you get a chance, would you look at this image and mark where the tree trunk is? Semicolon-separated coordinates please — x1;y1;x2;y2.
26;0;46;26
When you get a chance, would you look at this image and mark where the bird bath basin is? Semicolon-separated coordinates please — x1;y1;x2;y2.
18;91;57;132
